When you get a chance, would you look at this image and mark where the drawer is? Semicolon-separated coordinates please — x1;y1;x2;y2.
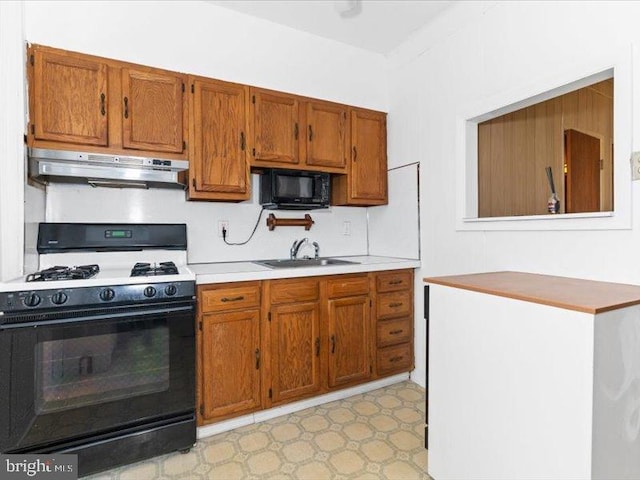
199;282;261;313
270;278;319;304
377;290;411;319
326;274;369;299
377;343;413;375
376;270;412;293
377;317;412;347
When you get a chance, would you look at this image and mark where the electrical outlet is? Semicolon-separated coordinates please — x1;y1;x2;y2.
632;152;640;181
342;221;351;236
217;220;229;237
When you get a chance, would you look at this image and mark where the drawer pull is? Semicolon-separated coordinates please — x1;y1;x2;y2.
331;335;336;354
389;329;404;335
255;348;261;369
221;295;245;303
389;302;403;308
389;280;403;285
389;356;404;363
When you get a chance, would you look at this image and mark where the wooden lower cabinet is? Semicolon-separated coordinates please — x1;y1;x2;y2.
328;295;371;387
200;309;261;421
374;270;415;377
197;270;413;425
270;302;321;404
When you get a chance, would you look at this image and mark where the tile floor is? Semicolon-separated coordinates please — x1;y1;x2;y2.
87;381;429;479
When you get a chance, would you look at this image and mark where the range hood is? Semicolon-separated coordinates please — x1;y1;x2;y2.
28;148;188;189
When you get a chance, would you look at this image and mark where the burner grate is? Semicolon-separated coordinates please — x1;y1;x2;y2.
26;264;100;282
130;261;179;277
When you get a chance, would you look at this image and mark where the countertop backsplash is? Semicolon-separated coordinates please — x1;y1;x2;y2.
41;175;368;264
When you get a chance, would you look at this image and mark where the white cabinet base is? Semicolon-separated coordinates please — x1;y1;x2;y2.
429;284;640;480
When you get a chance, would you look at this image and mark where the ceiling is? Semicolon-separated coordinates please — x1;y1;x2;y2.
206;0;456;55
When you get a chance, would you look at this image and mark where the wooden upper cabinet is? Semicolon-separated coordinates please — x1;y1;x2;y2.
350;108;387;203
305;101;348;170
332;108;388;206
189;77;250;201
250;89;300;165
121;68;186;153
30;47;108;146
27;44;188;160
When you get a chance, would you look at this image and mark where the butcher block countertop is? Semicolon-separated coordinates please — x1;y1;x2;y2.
423;271;640;314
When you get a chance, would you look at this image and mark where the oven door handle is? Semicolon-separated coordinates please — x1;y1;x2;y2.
0;304;194;330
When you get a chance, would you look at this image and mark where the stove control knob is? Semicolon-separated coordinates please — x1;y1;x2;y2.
165;285;177;296
100;288;115;302
51;291;68;305
23;293;41;307
144;286;157;298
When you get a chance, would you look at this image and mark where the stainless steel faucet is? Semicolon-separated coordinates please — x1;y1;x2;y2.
290;238;308;260
312;241;320;259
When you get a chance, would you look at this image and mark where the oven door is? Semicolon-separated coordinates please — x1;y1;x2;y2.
0;300;195;452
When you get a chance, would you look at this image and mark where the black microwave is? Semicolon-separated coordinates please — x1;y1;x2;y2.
260;169;330;210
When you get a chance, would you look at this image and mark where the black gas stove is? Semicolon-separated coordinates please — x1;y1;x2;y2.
0;223;195;478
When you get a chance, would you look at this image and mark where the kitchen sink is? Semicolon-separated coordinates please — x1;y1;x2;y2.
254;258;360;269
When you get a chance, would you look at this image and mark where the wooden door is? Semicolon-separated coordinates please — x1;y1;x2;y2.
328;295;371;387
564;129;600;213
200;309;261;420
190;78;249;200
306;101;348;170
350;109;387;203
270;302;321;404
122;68;185;153
31;48;108;146
251;89;299;165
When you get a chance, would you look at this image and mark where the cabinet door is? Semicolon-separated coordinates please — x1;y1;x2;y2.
349;109;387;204
122;68;185;153
31;49;108;146
200;309;261;420
328;295;371;387
251;89;299;165
270;302;321;404
306;101;348;170
190;78;249;200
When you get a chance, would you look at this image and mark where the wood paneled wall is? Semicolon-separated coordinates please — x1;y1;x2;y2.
478;79;613;217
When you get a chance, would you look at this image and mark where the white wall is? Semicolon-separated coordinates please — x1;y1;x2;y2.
0;1;26;281
388;1;640;387
18;0;390;264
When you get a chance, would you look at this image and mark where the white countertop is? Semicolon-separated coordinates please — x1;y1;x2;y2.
189;256;421;284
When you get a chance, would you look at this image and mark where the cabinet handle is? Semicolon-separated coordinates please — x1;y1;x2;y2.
255;348;260;369
331;335;336;354
240;131;246;151
308;125;313;141
389;280;403;285
353;146;357;161
389;329;404;335
389;356;404;363
123;96;129;119
221;295;244;303
389;302;403;308
294;122;299;140
100;93;106;116
315;337;320;357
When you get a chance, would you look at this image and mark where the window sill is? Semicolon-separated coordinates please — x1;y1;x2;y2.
456;211;630;231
